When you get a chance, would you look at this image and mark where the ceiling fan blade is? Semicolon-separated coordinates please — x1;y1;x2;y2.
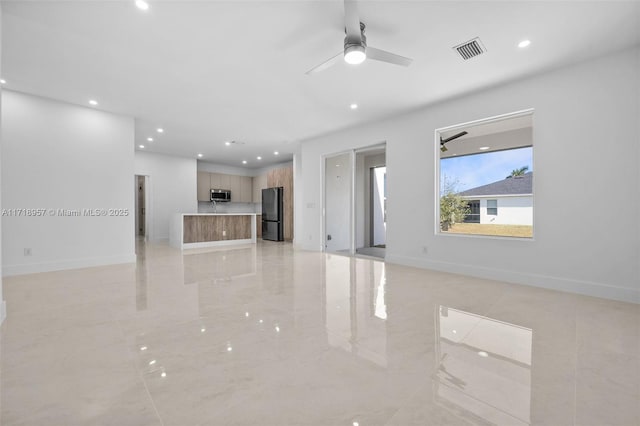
344;0;362;44
366;46;413;67
306;51;343;75
441;131;468;143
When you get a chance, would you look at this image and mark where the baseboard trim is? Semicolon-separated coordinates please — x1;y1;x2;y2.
385;254;639;304
0;301;6;326
2;253;137;277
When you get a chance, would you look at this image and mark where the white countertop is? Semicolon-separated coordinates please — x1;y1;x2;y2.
180;213;257;216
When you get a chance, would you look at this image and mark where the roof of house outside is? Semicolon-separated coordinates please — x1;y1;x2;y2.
458;172;532;197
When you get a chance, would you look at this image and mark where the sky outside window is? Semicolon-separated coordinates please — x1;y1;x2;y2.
441;147;533;191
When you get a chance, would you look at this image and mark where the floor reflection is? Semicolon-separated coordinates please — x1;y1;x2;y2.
435;306;532;425
324;255;388;367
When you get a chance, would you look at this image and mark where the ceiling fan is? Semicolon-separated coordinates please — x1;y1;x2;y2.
306;0;413;75
440;131;468;153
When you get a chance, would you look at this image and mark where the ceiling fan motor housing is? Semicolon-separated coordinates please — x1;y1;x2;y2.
344;22;367;51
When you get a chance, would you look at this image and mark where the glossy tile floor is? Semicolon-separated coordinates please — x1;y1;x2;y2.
1;240;638;426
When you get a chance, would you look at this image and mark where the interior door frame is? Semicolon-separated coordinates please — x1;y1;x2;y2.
321;150;355;254
321;142;386;256
369;165;387;247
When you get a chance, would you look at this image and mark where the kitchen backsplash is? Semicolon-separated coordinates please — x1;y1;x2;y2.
198;202;261;214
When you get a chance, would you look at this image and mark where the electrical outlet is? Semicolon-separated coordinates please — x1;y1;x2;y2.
24;248;32;256
222;230;227;237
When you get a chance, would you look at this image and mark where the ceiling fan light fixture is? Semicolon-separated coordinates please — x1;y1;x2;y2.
344;45;366;65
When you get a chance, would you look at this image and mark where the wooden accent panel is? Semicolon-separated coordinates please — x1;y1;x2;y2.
256;215;262;238
183;215;252;243
267;166;293;241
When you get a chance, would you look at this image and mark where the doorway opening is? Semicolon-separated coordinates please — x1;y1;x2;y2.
355;146;386;259
322;143;386;259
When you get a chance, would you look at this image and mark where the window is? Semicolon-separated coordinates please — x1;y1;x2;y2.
487;199;497;215
437;110;534;238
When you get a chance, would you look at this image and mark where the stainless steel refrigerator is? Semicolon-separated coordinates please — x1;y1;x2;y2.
262;187;284;241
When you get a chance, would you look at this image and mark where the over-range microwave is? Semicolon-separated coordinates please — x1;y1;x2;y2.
210;189;231;202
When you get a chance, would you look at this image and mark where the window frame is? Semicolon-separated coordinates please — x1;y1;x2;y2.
434;109;535;240
486;199;498;216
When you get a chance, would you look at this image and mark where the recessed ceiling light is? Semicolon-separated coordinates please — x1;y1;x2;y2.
147;137;153;142
139;145;145;149
197;153;203;158
160;371;167;377
225;141;231;146
518;39;531;48
274;151;279;155
135;0;149;11
478;351;489;357
156;128;164;133
479;146;490;151
257;156;262;160
0;79;6;84
88;99;98;106
242;160;247;164
350;103;358;110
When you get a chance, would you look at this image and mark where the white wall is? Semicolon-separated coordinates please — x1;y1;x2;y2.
0;4;5;323
297;47;640;303
1;91;136;275
478;196;533;226
197;160;293;177
197;160;256;177
134;151;197;241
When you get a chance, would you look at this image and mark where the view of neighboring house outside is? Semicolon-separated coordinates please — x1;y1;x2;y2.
457;172;533;226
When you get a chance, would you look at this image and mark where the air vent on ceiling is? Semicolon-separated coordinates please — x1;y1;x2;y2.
453;37;486;60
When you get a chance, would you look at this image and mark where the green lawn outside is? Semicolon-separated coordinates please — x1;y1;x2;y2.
444;223;533;238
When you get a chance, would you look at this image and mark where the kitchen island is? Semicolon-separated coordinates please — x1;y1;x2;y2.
170;213;257;250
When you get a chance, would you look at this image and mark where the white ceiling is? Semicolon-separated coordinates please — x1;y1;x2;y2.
2;1;639;168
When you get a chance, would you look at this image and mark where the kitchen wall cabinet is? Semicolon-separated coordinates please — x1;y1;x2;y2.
228;174;241;201
240;176;253;203
252;173;268;203
209;173;222;190
197;172;212;202
197;172;256;203
219;173;230;190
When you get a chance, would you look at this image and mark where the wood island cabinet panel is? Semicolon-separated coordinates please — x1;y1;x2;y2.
197;172;211;202
256;215;262;237
225;215;251;239
183;215;252;243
